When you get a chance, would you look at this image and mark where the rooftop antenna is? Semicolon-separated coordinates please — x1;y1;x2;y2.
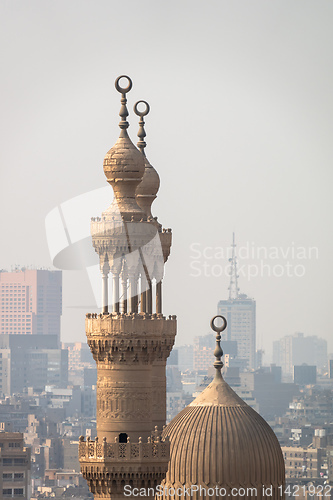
228;232;240;300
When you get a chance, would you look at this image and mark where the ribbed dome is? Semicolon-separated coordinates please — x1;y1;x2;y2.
136;157;160;217
161;371;285;499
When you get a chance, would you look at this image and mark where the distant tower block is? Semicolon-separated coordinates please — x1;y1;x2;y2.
79;76;177;499
218;234;256;370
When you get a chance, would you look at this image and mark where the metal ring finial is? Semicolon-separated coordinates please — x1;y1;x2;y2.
134;100;150;117
115;75;132;136
210;315;226;374
134;100;150;155
210;315;227;333
115;75;132;94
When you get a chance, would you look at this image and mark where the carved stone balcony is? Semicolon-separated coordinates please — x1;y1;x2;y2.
79;436;169;463
79;436;170;497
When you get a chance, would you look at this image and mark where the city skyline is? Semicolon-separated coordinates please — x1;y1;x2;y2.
1;1;332;361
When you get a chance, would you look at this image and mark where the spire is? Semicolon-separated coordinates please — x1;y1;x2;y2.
228;232;240;300
210;315;227;376
115;75;132;138
102;75;146;221
134;100;150;155
134;100;160;218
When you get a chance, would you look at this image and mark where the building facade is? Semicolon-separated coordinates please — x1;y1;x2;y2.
217;295;256;370
0;334;68;395
0;269;62;339
273;332;328;379
282;446;324;480
175;345;193;372
0;424;31;500
294;365;317;386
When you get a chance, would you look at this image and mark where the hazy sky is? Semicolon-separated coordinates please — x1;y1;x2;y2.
1;1;332;362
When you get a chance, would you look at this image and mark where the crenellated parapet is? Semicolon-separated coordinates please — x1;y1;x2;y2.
86;313;176;365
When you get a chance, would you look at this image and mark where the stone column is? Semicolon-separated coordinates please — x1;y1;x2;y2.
112;273;120;313
146;280;152;314
101;260;110;315
129;273;138;313
156;280;162;314
120;274;127;314
102;273;108;314
141;274;147;313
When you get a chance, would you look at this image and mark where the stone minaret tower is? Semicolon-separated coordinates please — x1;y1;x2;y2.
79;76;177;499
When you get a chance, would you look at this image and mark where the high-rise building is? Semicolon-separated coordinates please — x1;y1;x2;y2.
273;332;328;378
175;345;194;372
293;365;317;385
193;334;214;372
0;269;62;339
63;342;94;371
0;334;68;395
217;234;256;370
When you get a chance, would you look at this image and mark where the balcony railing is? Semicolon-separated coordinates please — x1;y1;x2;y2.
79;436;169;462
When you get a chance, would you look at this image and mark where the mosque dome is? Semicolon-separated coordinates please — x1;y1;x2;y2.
161;317;285;500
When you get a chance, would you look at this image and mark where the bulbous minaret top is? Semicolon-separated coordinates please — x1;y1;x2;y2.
134;100;160;218
91;76;173;320
103;75;146;221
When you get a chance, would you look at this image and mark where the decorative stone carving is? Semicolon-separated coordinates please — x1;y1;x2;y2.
96;388;152;421
86;314;176;365
79;436;170;497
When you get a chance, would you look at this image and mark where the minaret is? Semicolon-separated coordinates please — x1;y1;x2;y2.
79;76;177;499
133;100;171;430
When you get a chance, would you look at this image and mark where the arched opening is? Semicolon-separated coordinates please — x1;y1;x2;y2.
119;433;128;443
